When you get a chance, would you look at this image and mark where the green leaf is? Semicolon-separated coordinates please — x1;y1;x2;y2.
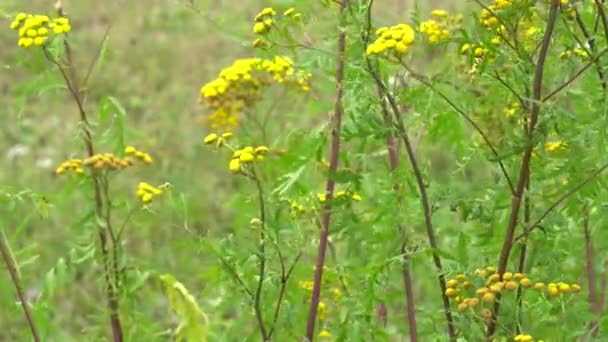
159;273;209;341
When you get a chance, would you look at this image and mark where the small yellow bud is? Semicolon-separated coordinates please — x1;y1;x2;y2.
476;287;489;297
547;284;559;297
482;292;496;303
255;146;269;155
203;134;218;145
229;158;241;173
558;283;571;293
467;297;480;307
445;288;458;297
240;152;255;163
519;278;532;288
480;308;493;320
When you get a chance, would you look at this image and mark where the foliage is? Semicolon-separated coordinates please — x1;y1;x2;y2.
1;0;608;341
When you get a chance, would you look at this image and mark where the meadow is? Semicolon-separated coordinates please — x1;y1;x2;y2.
1;0;607;341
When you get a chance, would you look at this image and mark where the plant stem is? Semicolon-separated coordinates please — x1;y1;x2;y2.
305;1;347;339
487;1;559;337
365;46;455;342
374;49;419;342
252;172;269;341
515;179;530;334
514;162;608;242
43;32;124;342
572;8;607;90
0;230;41;342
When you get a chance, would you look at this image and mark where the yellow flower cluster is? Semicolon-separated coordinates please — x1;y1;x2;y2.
199;57;311;130
318;329;331;338
445;267;581;316
545;141;567;152
419;9;458;43
252;7;301;48
480;0;514;28
125;146;153;164
10;13;71;48
366;24;415;56
136;182;164;204
317;190;362;203
461;43;490;58
56;146;153;175
229;145;269;174
253;8;276;35
203;132;233;147
514;334;543;342
289;199;306;216
560;48;590;61
82;153;134;171
55;159;84;175
503;101;521;118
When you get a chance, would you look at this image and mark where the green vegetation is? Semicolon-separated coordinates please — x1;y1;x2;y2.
1;0;607;341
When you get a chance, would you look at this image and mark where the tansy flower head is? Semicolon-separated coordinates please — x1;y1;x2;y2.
55;159;84;175
199;57;310;130
11;13;70;48
545;141;567;152
136;182;164;204
204;132;233;147
224;145;269;174
366;23;415;56
124;146;153;164
82;153;134;171
318;330;331;338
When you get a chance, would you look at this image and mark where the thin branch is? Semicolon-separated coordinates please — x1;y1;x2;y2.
399;63;516;195
0;230;41;342
363;2;418;339
217;255;253;299
268;252;302;339
490;72;528;111
514;162;608;242
251;171;269;341
594;0;608;43
82;25;112;89
364;38;456;342
43;14;123;339
543;48;608;102
488;1;560;337
572;8;607;90
305;1;347;339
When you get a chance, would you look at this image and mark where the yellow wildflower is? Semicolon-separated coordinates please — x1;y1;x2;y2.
545;141;567;152
318;329;331;338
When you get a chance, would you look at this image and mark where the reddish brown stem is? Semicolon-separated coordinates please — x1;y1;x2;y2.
43;18;123;341
379;74;419;342
487;1;559;337
305;0;348;339
0;231;41;342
